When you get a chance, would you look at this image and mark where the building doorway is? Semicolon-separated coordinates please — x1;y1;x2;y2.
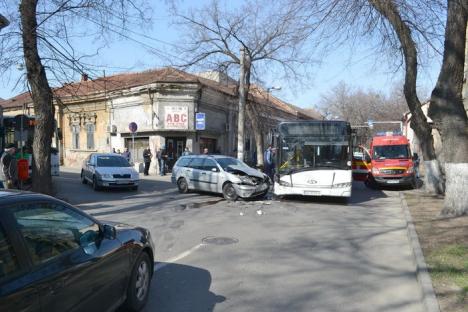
165;137;186;171
200;137;217;154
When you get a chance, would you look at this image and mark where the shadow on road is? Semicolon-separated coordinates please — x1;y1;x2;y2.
143;262;226;312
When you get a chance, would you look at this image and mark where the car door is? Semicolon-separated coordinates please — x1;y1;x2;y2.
8;200;130;312
86;154;96;181
0;212;40;312
201;159;220;193
188;158;205;191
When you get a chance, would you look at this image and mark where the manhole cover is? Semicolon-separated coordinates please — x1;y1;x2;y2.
202;236;239;245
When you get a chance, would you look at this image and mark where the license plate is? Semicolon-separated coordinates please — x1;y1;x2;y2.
387;180;399;184
304;191;320;196
116;180;130;184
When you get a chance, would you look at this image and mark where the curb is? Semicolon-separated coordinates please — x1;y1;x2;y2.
399;192;440;312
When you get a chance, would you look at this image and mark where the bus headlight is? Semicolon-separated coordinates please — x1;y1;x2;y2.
333;182;352;188
278;180;291;187
371;167;380;175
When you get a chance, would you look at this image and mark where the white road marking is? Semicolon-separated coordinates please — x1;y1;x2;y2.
154;243;205;272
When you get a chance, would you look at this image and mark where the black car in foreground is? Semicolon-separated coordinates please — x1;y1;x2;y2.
0;191;154;312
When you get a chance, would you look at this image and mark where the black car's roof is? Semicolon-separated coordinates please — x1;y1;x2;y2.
0;190;56;206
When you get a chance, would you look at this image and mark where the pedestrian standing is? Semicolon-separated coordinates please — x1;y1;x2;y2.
264;145;274;181
203;147;209;155
112;148;116;153
1;144;18;189
122;148;131;162
183;147;191;156
143;147;153;176
160;147;168;176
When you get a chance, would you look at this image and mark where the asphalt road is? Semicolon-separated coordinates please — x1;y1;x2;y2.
55;169;425;312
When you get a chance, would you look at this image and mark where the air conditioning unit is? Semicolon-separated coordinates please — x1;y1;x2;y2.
106;125;117;133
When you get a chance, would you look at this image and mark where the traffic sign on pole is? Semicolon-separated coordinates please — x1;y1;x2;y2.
195;113;205;130
129;122;138;133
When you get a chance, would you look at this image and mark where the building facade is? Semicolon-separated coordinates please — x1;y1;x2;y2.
1;68;319;173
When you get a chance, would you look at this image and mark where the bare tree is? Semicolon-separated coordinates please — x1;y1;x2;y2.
428;0;468;216
1;0;150;194
169;0;316;166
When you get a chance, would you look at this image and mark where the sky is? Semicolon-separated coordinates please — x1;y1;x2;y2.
0;0;442;109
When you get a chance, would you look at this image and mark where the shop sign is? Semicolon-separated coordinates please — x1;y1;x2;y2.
165;106;188;129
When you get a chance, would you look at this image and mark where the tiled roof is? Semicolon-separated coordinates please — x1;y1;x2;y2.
0;67;320;119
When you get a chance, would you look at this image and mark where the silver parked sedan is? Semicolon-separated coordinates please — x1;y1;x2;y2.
171;155;270;200
81;153;140;191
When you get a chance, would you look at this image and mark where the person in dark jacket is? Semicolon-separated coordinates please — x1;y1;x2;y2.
1;144;18;189
143;147;153;176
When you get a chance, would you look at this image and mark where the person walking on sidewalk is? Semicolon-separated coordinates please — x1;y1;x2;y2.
143;147;153;176
264;145;274;181
1;144;18;189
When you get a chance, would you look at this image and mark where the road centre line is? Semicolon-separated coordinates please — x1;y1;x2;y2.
154;243;205;272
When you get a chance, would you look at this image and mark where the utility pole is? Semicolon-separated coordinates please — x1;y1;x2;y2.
237;47;246;161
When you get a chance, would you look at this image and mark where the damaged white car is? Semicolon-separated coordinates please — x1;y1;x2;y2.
171;155;270;200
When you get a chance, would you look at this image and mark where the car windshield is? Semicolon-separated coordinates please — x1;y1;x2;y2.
96;156;131;167
279;140;349;173
216;157;250;171
373;145;410;160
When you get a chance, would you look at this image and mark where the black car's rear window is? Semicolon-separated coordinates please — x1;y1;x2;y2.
96;156;130;167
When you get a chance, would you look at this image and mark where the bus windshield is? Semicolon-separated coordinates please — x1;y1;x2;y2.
277;121;351;174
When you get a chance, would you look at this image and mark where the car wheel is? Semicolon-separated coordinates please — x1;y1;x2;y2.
92;176;100;191
222;182;238;201
123;252;152;312
364;178;378;190
177;178;189;193
81;171;87;184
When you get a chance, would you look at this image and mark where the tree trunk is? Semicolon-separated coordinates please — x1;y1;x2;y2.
237;47;247;161
369;0;444;194
20;0;54;195
428;0;468;216
246;102;264;168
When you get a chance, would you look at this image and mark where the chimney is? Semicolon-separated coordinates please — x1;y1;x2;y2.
81;73;89;81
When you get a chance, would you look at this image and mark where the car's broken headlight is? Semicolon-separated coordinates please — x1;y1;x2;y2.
240;176;256;186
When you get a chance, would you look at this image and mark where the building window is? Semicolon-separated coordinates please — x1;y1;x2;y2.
86;124;95;150
72;125;80;149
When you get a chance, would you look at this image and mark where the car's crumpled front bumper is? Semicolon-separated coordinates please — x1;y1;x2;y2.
233;182;269;198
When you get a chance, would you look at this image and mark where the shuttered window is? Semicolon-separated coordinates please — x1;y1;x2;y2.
86;124;95;150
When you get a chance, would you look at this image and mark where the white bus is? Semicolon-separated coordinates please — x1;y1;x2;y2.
273;121;353;198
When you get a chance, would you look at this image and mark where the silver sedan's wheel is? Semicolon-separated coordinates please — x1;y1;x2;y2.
81;171;87;184
178;178;189;193
222;182;238;201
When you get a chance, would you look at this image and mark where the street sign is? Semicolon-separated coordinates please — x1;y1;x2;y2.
195;112;205;130
129;122;138;133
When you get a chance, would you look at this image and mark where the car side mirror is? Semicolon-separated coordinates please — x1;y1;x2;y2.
102;224;116;240
211;168;219;172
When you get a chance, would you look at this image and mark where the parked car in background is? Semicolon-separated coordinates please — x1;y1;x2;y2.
171;155;270;201
0;191;154;312
81;153;139;191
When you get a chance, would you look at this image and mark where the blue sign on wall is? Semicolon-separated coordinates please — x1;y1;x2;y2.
195;113;205;130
